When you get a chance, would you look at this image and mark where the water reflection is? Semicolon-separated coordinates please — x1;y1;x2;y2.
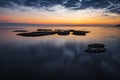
0;42;120;80
0;26;120;80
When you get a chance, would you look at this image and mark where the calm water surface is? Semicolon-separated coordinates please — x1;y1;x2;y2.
0;26;120;80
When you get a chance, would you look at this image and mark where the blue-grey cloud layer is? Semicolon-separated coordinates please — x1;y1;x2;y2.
0;0;120;14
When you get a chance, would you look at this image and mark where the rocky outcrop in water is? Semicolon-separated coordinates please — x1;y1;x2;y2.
17;31;56;37
72;31;90;35
115;24;120;27
85;43;106;53
15;29;90;37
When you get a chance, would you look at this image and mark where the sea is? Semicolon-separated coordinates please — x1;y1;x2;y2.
0;26;120;80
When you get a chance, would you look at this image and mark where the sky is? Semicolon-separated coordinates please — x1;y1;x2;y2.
0;0;120;25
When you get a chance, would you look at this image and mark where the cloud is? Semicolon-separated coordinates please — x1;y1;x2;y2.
0;0;120;14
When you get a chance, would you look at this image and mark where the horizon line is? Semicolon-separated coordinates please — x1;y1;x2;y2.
0;22;118;26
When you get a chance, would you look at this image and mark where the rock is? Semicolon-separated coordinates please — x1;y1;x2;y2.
57;31;70;35
88;43;105;48
85;47;106;53
115;24;120;27
68;30;75;32
72;31;90;35
85;43;106;53
17;31;56;37
16;29;90;37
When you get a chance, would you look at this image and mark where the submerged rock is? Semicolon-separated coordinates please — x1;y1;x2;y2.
72;31;90;35
57;31;70;35
16;29;90;37
17;31;56;37
85;43;106;53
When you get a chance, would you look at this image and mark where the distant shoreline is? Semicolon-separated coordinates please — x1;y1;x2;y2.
0;23;113;27
115;24;120;27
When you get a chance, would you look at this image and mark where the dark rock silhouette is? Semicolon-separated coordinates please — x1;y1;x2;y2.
72;31;90;35
54;29;90;36
88;43;105;48
68;30;75;32
85;43;106;53
57;31;70;35
115;24;120;27
54;29;69;35
16;29;90;37
17;31;56;37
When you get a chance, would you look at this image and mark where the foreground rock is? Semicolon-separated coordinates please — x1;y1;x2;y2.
17;31;56;37
85;43;106;53
88;43;105;48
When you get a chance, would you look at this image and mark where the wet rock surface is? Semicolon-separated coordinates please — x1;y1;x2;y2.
57;31;70;35
16;29;90;37
88;43;105;48
115;24;120;27
85;43;106;53
72;31;90;35
17;31;56;37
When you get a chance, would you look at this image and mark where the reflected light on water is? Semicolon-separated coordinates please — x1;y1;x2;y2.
0;26;120;80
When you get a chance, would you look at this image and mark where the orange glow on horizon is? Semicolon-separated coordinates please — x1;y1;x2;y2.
1;15;120;25
0;7;120;25
5;18;119;25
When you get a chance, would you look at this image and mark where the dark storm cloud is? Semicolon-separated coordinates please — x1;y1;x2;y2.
0;0;120;14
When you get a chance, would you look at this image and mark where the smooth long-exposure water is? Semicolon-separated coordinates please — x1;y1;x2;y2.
0;26;120;80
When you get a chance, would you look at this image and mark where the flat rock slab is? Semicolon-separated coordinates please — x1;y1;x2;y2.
72;31;90;35
57;31;70;35
88;43;105;48
16;29;90;37
17;31;56;37
85;43;106;53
